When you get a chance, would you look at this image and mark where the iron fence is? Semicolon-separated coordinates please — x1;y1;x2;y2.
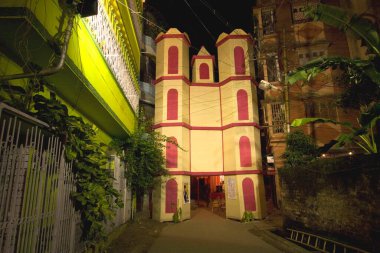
0;103;130;253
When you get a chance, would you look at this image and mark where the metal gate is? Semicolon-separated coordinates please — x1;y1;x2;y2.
0;103;131;252
0;103;82;253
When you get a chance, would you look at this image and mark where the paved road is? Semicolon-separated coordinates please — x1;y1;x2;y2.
149;208;284;253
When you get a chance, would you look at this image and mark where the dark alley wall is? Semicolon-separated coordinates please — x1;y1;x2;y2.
280;154;380;251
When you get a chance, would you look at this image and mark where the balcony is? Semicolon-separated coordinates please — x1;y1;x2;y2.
0;0;140;137
85;1;140;112
139;81;155;104
143;35;156;57
292;21;327;47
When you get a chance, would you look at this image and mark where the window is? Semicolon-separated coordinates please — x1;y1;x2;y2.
165;179;178;213
242;178;256;212
271;102;285;134
291;2;319;24
298;50;326;65
167;89;178;120
237;89;249;120
166;137;178;168
239;136;252;167
266;54;280;82
262;9;275;35
199;63;209;79
315;101;338;120
234;46;245;75
168;46;178;74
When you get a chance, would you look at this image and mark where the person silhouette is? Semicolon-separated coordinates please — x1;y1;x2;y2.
205;184;210;207
184;185;189;203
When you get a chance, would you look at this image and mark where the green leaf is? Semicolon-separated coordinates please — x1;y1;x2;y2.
0;84;27;95
363;64;380;85
291;117;353;129
359;103;380;127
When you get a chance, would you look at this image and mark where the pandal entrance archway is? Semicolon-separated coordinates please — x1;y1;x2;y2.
190;175;225;212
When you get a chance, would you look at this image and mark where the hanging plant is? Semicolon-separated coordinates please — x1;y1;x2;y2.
1;79;123;244
112;112;171;211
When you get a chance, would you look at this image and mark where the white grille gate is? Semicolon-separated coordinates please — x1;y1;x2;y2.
0;103;85;253
0;103;131;252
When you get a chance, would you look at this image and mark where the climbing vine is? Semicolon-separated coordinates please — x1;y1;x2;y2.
33;94;123;243
1;81;122;244
112;112;169;209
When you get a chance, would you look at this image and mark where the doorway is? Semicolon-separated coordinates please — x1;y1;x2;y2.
190;175;226;216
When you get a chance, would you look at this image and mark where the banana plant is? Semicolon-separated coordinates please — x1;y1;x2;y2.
291;103;380;154
286;3;380;87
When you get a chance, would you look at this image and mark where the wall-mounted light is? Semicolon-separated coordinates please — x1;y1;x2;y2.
258;80;283;91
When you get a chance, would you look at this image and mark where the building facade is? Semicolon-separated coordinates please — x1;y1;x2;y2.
0;0;142;249
0;0;141;140
152;28;266;221
252;0;368;206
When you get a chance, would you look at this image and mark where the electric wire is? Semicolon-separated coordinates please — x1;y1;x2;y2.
112;1;340;125
115;0;255;69
182;0;216;41
197;0;233;31
113;1;340;123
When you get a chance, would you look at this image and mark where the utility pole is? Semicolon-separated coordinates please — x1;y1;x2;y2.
282;28;291;133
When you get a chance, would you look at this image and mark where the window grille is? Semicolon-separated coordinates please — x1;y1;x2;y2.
291;2;319;24
298;50;326;65
315;101;337;120
266;54;281;82
271;102;285;133
85;2;140;112
262;9;275;35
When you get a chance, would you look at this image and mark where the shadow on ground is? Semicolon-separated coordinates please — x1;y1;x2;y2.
107;214;167;253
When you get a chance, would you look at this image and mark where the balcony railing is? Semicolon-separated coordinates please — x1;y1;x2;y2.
144;35;156;56
85;1;140;112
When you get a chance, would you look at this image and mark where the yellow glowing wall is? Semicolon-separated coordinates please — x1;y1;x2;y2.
154;81;190;125
190;131;223;173
192;59;214;83
153;175;191;222
223;127;262;172
155;29;190;79
0;0;140;134
0;54;112;144
156;127;190;172
220;80;258;126
225;174;266;220
217;36;254;81
190;87;220;127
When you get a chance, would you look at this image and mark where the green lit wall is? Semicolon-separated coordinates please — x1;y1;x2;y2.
0;0;141;137
0;54;113;144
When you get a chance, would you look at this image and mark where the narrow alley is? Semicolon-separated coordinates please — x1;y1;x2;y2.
149;208;283;253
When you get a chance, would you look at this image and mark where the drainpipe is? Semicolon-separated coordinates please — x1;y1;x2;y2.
0;13;76;82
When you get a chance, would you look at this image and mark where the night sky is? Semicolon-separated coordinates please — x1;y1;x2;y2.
145;0;256;56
